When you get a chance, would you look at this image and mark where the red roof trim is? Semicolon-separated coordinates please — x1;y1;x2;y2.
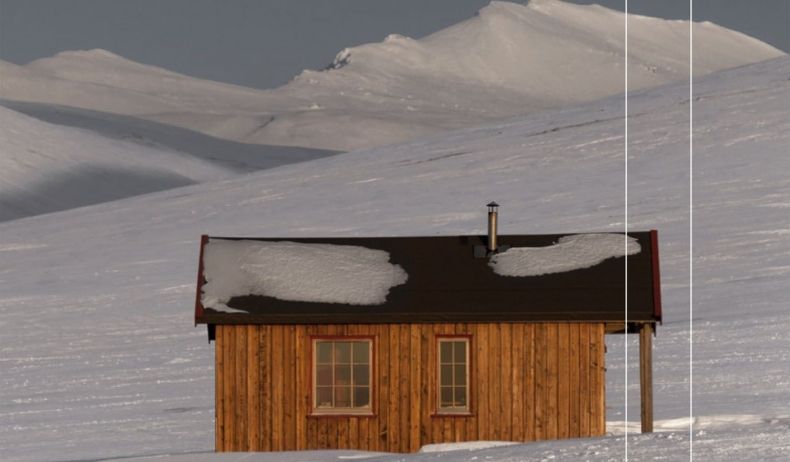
194;234;209;325
650;229;662;324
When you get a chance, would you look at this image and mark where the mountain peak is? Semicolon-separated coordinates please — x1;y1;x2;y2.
26;48;185;79
43;48;132;64
482;0;528;12
57;48;122;58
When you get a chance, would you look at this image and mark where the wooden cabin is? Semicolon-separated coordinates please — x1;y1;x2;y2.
193;218;661;452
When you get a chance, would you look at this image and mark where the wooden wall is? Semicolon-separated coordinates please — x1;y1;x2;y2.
214;322;605;452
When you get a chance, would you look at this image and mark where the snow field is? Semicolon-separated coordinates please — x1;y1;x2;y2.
0;55;788;461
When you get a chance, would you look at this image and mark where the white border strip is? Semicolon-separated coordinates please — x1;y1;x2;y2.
689;0;695;460
624;1;629;460
626;3;694;461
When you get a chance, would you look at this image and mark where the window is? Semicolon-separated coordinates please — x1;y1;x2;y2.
437;337;470;414
313;338;372;414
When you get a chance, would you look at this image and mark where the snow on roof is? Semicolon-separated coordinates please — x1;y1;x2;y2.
201;239;408;311
489;234;641;277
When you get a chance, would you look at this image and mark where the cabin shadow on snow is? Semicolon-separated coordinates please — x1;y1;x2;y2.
0;100;341;173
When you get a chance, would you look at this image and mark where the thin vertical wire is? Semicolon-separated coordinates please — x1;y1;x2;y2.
624;0;629;460
689;0;694;460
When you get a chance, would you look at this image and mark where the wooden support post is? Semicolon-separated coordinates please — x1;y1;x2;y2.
639;323;654;433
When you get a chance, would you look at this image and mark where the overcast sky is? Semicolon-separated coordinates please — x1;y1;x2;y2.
0;0;787;90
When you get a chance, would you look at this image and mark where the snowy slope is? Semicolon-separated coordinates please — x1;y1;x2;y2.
0;51;270;115
0;99;338;172
0;1;783;151
0;56;788;461
0;58;180;115
0;106;239;221
0;102;338;221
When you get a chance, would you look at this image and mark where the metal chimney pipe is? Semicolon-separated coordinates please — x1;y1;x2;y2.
487;202;499;252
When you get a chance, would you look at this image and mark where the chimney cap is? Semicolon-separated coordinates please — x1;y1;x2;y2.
487;201;499;209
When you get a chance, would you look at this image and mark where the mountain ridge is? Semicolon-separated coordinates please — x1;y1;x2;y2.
1;0;783;151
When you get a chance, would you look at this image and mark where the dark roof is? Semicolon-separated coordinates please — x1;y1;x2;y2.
194;231;661;326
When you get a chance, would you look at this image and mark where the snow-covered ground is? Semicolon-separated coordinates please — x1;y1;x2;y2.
0;1;782;151
1;48;788;461
119;417;790;461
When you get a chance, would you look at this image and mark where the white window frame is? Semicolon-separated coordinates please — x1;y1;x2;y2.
311;338;373;415
436;336;471;414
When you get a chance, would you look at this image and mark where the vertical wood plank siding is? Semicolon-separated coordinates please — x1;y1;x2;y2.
214;322;606;452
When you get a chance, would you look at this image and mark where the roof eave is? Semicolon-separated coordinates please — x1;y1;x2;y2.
650;229;662;324
194;234;209;326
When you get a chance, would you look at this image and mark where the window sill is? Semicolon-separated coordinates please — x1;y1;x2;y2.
431;412;474;418
309;412;377;418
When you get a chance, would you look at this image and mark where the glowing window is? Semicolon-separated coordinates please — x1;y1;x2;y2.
313;339;372;414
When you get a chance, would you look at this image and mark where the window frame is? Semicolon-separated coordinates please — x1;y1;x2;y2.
435;334;473;416
309;335;376;417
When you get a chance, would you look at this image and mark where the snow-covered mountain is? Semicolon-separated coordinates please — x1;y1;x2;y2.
0;0;783;151
267;0;783;150
6;0;781;221
1;54;788;461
